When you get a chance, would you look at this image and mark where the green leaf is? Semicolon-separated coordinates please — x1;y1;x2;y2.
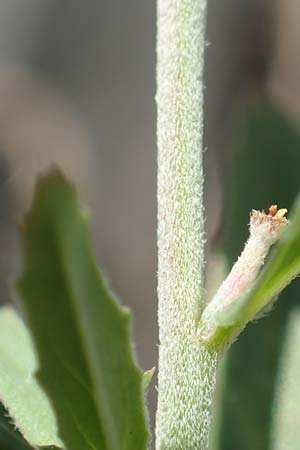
213;97;300;450
270;307;300;449
0;307;63;447
0;402;34;450
142;368;155;391
16;169;149;450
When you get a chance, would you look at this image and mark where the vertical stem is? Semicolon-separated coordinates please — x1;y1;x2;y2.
156;0;217;449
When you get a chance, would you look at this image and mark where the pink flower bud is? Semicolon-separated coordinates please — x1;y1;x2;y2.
200;206;288;339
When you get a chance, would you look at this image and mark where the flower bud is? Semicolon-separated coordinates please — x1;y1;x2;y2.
200;206;288;340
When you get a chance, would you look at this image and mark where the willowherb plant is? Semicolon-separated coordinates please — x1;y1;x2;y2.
0;1;300;450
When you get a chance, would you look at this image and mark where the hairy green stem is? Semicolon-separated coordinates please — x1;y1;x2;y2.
156;1;217;449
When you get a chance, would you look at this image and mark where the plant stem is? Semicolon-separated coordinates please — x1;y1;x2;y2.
156;1;217;449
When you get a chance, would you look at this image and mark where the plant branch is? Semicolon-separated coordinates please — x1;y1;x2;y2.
156;1;217;449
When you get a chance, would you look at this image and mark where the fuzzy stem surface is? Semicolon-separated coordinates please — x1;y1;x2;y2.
156;1;217;449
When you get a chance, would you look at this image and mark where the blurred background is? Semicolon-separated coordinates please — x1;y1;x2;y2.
0;1;300;448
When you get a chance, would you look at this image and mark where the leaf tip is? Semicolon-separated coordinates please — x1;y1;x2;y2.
143;367;156;391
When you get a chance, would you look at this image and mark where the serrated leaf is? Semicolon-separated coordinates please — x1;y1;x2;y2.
16;169;149;450
0;307;63;447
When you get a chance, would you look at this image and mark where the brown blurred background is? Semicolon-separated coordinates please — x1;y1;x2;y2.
0;0;298;440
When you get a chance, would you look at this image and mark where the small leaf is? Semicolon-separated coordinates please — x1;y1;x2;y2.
142;368;155;391
0;307;63;447
16;169;150;450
